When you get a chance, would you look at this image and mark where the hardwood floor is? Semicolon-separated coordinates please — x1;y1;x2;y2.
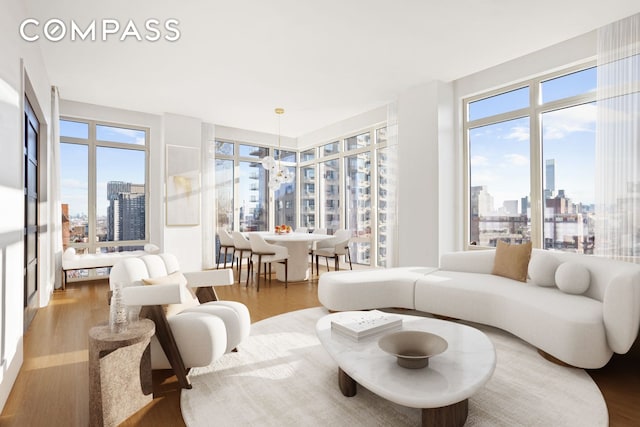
0;271;638;426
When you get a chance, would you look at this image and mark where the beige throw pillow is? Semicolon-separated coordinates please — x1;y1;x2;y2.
492;240;532;282
142;271;199;316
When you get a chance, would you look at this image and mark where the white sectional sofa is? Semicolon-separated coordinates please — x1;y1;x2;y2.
318;249;640;369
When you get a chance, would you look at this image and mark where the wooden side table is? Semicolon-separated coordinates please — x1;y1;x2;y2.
89;319;155;427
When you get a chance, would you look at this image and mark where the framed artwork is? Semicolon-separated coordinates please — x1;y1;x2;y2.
166;145;200;226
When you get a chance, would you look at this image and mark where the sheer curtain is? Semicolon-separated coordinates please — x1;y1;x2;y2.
50;86;63;287
385;102;399;267
201;123;217;269
595;13;640;261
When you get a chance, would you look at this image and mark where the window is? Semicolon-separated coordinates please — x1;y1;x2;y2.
465;65;596;252
60;118;148;278
319;159;340;234
274;165;296;227
239;160;268;231
345;132;371;150
377;146;389;267
345;152;371;264
300;148;315;162
215;158;234;230
468;117;531;246
542;103;596;251
212;124;387;268
300;165;316;228
321;141;340;157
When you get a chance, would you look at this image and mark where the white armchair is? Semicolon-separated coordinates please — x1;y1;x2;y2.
109;253;251;389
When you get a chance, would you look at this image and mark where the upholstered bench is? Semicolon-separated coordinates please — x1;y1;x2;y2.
62;244;159;289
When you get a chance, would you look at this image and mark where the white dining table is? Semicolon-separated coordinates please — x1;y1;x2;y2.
248;232;334;281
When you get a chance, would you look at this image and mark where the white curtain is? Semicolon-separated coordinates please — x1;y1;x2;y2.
50;86;63;287
385;102;399;267
595;13;640;261
201;123;217;269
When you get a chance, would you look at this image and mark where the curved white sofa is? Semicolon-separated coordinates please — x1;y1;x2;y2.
318;250;640;369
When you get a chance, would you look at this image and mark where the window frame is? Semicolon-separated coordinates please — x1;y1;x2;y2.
60;116;150;254
462;61;597;250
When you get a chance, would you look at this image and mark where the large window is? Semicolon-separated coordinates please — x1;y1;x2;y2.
468;117;531;246
213;122;388;268
303;125;389;267
319;159;340;234
60;119;148;278
465;65;596;252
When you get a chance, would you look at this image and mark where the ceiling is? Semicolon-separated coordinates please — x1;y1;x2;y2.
23;0;640;137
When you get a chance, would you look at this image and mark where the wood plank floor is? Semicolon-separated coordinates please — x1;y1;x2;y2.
0;270;638;426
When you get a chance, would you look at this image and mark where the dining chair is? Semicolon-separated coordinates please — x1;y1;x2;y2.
295;227;309;233
309;228;327;274
217;229;235;269
248;233;289;291
314;228;352;274
232;231;253;285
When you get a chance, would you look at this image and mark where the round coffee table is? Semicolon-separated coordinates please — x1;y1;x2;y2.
316;312;496;426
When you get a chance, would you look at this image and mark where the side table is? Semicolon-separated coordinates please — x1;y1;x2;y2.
89;319;155;427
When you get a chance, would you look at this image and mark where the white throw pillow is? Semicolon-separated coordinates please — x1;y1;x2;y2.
528;252;560;287
555;262;590;294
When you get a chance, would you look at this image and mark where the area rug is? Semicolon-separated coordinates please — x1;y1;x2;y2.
181;307;608;426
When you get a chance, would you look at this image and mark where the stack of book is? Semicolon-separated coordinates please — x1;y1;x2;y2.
331;310;402;341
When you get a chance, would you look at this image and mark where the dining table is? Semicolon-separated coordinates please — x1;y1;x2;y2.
247;231;334;281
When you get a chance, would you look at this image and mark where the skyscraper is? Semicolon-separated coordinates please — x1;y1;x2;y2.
545;159;556;199
107;181;145;243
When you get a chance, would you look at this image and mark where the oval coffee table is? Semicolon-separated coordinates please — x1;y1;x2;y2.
316;311;496;427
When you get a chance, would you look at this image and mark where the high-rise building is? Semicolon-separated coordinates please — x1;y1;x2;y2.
470;185;494;217
107;181;145;243
503;200;519;216
545;159;556;199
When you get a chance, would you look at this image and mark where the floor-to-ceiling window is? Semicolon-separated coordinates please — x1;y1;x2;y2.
300;148;316;229
319;158;341;235
60;118;149;279
464;64;596;251
376;127;389;267
300;123;388;267
344;132;372;264
274;148;297;228
213;121;387;268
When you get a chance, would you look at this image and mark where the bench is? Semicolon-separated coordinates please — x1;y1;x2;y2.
62;244;159;289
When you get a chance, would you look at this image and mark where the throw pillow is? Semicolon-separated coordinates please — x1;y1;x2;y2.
528;252;560;287
142;271;199;316
491;240;532;282
555;262;590;294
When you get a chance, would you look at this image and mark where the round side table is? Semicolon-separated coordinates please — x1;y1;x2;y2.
89;319;155;427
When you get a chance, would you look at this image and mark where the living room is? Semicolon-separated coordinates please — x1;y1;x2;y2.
1;1;640;426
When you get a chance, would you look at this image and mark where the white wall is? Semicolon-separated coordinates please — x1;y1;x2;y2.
0;0;52;411
162;113;204;271
396;81;455;267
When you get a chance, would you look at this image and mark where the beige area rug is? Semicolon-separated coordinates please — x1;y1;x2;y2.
181;307;608;426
